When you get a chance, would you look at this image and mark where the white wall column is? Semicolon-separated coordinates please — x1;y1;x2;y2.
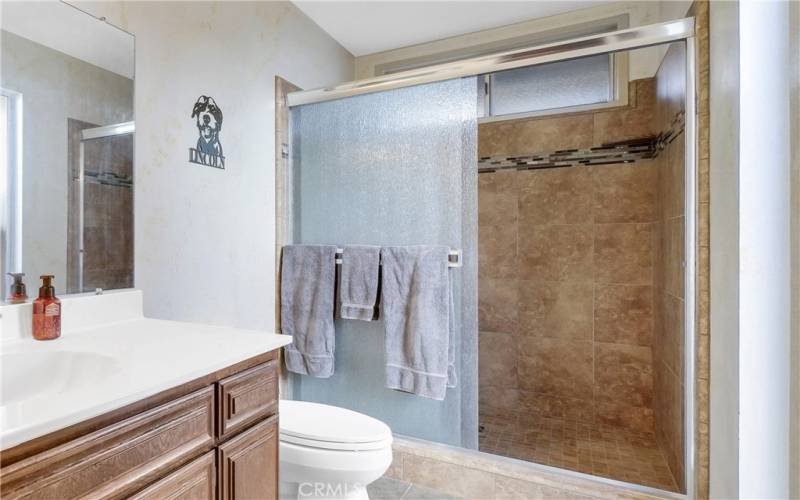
738;0;791;497
710;1;793;497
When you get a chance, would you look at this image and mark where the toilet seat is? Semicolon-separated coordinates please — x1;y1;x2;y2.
279;400;392;451
281;433;393;451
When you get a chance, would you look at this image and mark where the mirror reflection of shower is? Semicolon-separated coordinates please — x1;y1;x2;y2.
2;3;134;297
68;121;134;293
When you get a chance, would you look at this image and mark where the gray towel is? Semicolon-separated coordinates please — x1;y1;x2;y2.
381;246;457;400
339;245;381;321
281;244;337;378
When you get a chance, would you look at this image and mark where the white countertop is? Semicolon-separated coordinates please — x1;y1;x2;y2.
0;290;291;450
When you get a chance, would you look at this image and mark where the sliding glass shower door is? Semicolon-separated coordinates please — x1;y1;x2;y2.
289;78;479;447
67;121;134;293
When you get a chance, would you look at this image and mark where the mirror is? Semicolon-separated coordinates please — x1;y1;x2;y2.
1;1;134;300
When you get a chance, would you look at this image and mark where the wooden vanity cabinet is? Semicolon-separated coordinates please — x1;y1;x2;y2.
129;451;217;500
218;417;279;500
0;352;280;500
217;360;278;439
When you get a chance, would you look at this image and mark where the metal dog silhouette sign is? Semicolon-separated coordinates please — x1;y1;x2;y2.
189;95;225;169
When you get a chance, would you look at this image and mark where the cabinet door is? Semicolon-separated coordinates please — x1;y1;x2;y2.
218;416;278;500
217;360;278;439
129;452;216;500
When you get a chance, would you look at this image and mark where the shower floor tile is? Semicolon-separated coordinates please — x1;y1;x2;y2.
478;411;679;492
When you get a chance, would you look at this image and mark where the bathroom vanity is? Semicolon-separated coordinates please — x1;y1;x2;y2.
0;290;291;500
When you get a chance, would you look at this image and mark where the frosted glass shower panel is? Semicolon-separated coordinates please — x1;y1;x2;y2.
289;77;478;447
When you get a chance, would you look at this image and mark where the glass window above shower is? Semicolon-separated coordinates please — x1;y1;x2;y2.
471;18;629;123
479;53;615;120
373;16;627;123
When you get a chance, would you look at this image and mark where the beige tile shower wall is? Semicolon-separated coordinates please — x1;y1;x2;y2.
690;2;711;497
478;79;659;435
80;134;134;292
652;43;687;493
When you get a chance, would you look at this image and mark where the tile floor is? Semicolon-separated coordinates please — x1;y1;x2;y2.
478;410;679;492
368;477;459;500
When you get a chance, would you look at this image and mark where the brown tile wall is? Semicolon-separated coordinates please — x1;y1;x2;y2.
66;120;134;293
690;1;711;498
81;134;134;292
478;79;659;435
479;80;658;158
653;43;687;493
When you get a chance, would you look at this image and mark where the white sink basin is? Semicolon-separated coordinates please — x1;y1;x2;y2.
1;351;119;405
0;289;292;450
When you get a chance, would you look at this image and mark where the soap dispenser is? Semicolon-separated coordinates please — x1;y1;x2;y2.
32;275;61;341
7;273;28;304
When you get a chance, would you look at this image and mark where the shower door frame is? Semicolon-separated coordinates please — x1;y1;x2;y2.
77;121;135;292
284;18;699;498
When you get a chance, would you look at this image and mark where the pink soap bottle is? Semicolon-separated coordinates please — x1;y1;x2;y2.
32;275;61;341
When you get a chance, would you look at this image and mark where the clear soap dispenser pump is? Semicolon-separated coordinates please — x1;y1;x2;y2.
32;275;61;340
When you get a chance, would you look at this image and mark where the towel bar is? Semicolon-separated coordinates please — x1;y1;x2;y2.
334;248;462;268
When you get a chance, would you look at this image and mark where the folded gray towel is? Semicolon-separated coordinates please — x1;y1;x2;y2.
339;245;381;321
281;244;337;378
381;246;457;400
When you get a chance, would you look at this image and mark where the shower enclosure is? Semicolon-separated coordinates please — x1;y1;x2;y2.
281;17;696;496
477;41;690;492
67;121;134;293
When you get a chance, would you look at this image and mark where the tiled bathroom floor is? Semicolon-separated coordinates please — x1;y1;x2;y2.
478;411;679;492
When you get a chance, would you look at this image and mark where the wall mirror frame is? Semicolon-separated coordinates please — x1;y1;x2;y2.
0;1;135;301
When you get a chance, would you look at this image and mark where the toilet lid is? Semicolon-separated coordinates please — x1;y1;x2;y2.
279;400;392;451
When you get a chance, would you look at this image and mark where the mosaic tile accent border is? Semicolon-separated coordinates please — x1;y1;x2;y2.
657;110;686;152
478;111;685;173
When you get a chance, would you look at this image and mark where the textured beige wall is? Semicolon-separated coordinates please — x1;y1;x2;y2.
69;1;354;331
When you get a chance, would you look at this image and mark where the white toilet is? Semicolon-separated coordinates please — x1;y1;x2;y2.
279;400;393;500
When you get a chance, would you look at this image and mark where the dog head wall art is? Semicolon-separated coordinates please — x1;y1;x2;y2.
189;95;225;169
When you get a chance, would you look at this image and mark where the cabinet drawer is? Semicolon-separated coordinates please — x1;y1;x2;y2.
217;360;277;439
0;386;215;500
218;416;278;500
129;451;216;500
